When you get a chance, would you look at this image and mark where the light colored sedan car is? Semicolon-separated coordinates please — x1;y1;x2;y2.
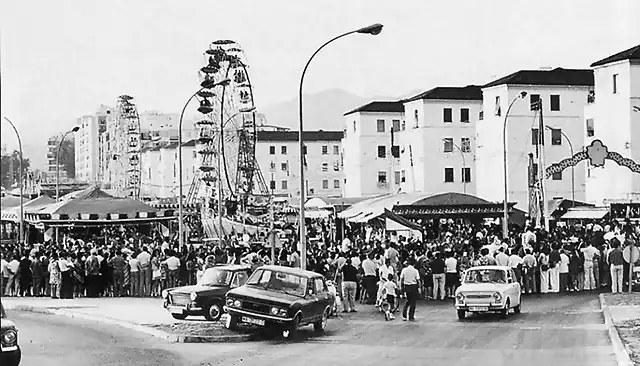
454;265;522;320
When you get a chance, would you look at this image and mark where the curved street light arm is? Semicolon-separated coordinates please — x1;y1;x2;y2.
502;94;526;239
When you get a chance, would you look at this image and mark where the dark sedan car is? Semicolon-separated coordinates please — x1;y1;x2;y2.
163;264;251;321
1;302;21;366
223;265;335;339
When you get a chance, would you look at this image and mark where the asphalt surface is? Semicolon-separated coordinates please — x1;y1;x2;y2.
9;292;618;366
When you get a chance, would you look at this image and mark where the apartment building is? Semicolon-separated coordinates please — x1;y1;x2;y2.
75;105;111;184
45;134;69;183
398;86;482;195
584;44;640;204
256;130;344;198
476;68;594;211
342;101;405;197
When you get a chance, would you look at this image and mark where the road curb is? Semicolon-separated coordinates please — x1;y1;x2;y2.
6;304;252;344
599;294;634;366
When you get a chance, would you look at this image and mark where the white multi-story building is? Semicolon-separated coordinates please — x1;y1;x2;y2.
342;101;405;197
398;86;482;195
139;140;198;199
75;106;111;183
584;44;640;204
256;130;344;198
476;68;594;211
45;134;70;183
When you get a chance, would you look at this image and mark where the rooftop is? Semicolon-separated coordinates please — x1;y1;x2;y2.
403;85;483;102
482;68;594;88
343;101;404;116
591;44;640;67
257;130;343;142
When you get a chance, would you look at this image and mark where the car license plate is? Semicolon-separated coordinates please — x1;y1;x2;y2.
242;316;265;326
469;306;488;312
169;307;184;315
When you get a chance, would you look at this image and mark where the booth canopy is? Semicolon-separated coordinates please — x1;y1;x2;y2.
560;207;609;220
393;192;516;218
339;192;430;222
384;209;421;231
202;215;260;239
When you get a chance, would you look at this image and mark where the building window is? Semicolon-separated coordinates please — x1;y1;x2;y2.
270;161;276;171
495;96;501;116
376;119;385;132
394;171;401;185
281;146;287;155
377;145;386;158
461;137;471;153
460;108;469;123
333;145;339;155
401;170;406;183
322;162;328;172
462;167;471;182
613;74;618;94
530;94;540;110
269;146;275;155
551;128;562;145
414;110;419;127
333;161;340;171
270;180;276;189
443;108;453;123
193;150;197;158
552;171;562;180
322;179;329;189
586;118;595;137
531;128;544;145
550;95;560;111
392;119;400;132
443;138;454;153
401;120;406;130
377;171;387;184
281;180;288;190
281;162;288;171
444;168;454;182
353;121;356;132
333;179;340;188
321;145;328;155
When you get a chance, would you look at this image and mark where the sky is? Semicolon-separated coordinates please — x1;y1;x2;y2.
1;0;638;169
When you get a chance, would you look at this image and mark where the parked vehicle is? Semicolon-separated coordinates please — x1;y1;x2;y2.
1;301;21;366
162;264;251;321
454;266;522;320
224;265;335;339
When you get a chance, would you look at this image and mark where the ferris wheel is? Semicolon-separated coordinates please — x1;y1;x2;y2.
186;40;268;215
113;95;141;199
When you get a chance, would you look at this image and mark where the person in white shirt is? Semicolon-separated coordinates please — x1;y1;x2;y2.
581;242;599;290
495;248;510;267
507;249;524;284
0;256;9;297
5;256;20;296
559;249;570;292
164;250;181;288
444;252;458;298
129;253;141;297
400;258;421;321
361;253;378;304
137;246;152;297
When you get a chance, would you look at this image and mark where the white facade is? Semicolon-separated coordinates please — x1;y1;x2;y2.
75;114;102;183
342;102;404;198
585;46;640;204
477;70;593;211
398;90;481;196
139;141;198;199
257;131;343;198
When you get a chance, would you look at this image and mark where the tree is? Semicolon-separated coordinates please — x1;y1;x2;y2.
58;139;75;179
0;150;31;189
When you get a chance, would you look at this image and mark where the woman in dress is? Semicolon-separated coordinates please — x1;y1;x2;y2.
18;255;33;297
48;253;61;299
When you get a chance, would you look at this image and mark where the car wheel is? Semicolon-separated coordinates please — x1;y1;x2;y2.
457;309;466;320
204;303;222;321
283;315;300;340
514;299;522;314
171;313;187;320
314;307;329;332
501;299;511;318
225;314;239;330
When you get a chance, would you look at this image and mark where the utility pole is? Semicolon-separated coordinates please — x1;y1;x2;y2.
270;171;275;264
537;99;550;231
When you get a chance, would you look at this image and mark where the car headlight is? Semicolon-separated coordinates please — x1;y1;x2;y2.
270;307;279;315
233;299;242;308
226;298;234;306
493;292;502;302
3;330;17;345
162;290;169;299
190;292;198;301
278;309;288;317
455;293;465;302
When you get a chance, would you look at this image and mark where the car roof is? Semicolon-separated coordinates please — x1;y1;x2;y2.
257;265;323;278
468;265;512;271
210;264;251;271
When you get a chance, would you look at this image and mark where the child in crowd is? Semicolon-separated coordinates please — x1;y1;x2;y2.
382;273;397;321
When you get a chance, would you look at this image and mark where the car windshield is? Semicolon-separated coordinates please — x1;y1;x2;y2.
198;268;232;286
246;269;307;297
464;269;507;284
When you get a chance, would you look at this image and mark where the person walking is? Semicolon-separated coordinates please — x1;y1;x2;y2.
522;249;537;294
581;241;599;290
110;250;127;297
361;253;378;304
340;258;358;313
400;258;421;321
129;252;140;297
137;246;152;297
444;251;458;298
431;253;446;301
607;239;625;293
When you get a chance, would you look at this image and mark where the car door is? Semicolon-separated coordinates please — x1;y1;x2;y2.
303;278;320;322
505;270;518;305
511;269;521;305
313;277;330;316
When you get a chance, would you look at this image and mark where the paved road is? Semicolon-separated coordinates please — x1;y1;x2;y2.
9;292;618;366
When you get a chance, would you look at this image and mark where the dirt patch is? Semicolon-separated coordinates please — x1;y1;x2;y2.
147;322;256;337
615;319;640;365
603;293;640;307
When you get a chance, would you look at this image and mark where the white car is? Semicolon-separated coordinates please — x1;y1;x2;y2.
454;265;522;320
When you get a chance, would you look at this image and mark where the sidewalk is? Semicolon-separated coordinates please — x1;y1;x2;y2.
600;293;640;366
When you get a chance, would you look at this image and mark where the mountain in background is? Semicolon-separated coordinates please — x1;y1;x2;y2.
259;88;421;131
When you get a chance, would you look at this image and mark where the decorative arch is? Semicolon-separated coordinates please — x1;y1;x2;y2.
545;139;640;179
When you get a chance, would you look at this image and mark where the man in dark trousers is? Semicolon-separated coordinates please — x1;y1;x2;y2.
400;258;421;321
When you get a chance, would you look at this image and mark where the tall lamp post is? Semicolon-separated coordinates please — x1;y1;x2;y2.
298;23;383;270
177;78;231;252
55;126;79;244
502;91;528;239
3;118;24;245
443;139;467;194
545;125;575;206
